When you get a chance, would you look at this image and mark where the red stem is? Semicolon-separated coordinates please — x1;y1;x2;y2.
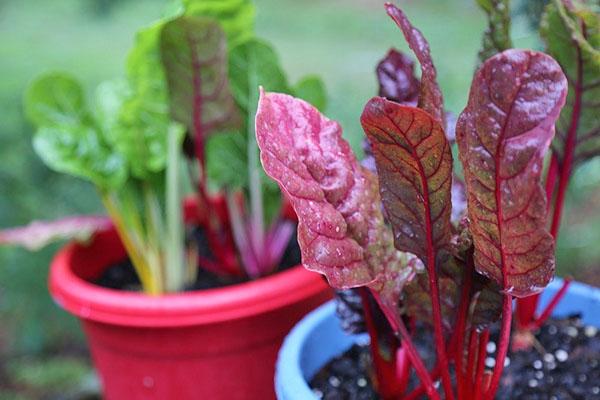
454;252;475;399
465;329;478;400
545;154;559;213
370;289;440;400
358;288;406;399
473;329;490;400
484;294;513;400
403;362;442;400
532;278;572;329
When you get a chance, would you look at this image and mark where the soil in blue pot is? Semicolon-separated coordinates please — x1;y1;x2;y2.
309;316;600;399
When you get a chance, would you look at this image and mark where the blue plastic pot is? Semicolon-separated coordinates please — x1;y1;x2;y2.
275;279;600;399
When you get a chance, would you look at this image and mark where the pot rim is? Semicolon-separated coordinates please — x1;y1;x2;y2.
275;278;600;400
49;228;328;328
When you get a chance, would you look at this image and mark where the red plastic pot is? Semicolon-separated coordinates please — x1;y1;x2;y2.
48;208;331;399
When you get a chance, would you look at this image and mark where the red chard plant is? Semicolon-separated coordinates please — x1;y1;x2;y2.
255;3;568;399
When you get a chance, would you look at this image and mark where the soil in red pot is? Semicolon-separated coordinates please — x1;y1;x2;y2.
310;316;600;400
94;227;301;291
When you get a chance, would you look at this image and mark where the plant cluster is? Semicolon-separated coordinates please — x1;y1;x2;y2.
251;2;592;398
0;0;326;295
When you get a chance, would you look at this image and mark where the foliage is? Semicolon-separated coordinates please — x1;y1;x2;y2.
477;0;600;333
255;3;568;399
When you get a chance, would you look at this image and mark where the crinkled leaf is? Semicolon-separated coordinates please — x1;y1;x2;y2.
361;97;453;265
0;216;112;251
24;73;127;189
385;4;445;125
477;0;513;62
115;21;176;179
183;0;255;47
542;0;600;165
376;48;419;106
293;75;327;112
255;91;404;290
456;49;567;297
160;16;240;142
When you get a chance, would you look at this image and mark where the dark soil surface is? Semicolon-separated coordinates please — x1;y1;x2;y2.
94;226;301;291
310;316;600;400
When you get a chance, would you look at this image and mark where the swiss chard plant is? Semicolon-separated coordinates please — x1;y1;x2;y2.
476;0;600;343
0;0;326;294
254;3;568;399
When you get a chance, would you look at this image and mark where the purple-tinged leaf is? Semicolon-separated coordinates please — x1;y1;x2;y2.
376;48;419;106
160;16;240;150
361;97;453;264
255;90;405;290
385;3;445;125
456;49;568;297
0;216;112;251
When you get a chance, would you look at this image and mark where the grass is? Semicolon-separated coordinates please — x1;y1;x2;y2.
0;0;597;357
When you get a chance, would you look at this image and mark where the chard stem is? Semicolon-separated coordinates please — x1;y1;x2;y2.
484;293;512;400
370;289;440;400
165;124;185;292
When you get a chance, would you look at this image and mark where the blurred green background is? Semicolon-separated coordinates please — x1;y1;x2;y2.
1;0;599;397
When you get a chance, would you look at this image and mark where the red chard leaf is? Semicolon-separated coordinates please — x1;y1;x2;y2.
0;216;112;251
361;97;453;264
255;90;404;289
385;3;445;125
456;49;568;297
376;48;419;106
160;16;240;145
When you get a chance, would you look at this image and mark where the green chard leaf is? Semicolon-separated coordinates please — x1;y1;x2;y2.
293;75;327;112
477;0;513;62
183;0;255;47
229;38;292;112
24;73;126;189
114;21;177;179
542;0;600;166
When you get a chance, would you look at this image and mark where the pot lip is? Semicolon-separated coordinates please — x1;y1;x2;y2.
276;301;338;400
48;231;328;328
275;279;600;399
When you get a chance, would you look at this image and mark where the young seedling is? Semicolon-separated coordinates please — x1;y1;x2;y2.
255;4;567;399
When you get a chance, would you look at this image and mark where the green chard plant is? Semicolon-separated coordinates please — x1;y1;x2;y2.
0;0;326;294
